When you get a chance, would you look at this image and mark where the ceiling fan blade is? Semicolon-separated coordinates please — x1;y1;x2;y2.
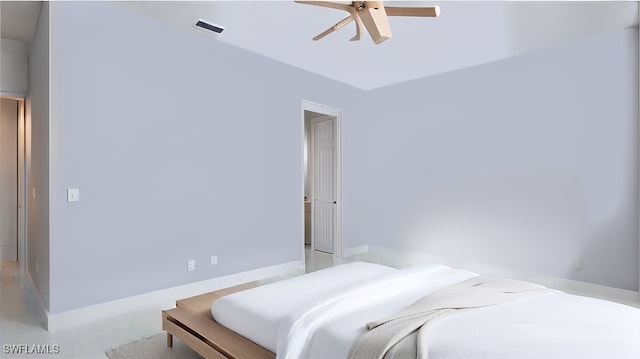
349;12;365;41
296;1;364;41
312;15;354;41
385;6;440;17
295;1;353;12
359;1;391;44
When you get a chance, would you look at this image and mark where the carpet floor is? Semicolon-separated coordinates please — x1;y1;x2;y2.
106;333;201;359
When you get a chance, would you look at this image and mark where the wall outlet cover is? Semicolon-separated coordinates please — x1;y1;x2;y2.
67;188;80;202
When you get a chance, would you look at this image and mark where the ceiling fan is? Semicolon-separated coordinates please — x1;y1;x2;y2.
295;1;440;44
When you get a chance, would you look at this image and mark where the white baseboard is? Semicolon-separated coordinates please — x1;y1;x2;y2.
362;246;640;308
46;260;304;332
42;247;640;331
343;245;369;257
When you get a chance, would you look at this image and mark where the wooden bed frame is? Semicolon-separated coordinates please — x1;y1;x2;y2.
162;281;275;359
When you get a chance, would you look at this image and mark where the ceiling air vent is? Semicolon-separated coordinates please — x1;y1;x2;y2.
193;19;225;37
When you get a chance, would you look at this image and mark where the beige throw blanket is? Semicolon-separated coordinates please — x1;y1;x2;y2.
347;276;553;359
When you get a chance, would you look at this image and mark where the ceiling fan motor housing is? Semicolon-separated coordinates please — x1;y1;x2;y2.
358;1;392;44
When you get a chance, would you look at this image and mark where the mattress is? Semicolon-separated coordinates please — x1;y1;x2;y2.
213;262;640;358
211;261;396;352
304;265;478;358
309;291;640;359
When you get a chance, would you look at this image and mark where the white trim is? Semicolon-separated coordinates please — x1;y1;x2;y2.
300;105;306;267
343;245;369;257
301;100;344;259
0;92;26;100
17;99;26;270
46;261;304;332
0;95;27;269
335;111;343;259
0;96;26;267
363;246;640;308
637;2;640;295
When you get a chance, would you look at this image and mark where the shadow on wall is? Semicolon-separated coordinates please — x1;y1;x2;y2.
575;203;639;291
394;166;638;291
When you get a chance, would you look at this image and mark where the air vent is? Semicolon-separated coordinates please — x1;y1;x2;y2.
193;19;224;36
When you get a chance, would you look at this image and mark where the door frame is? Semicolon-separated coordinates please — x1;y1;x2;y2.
301;100;343;260
1;93;27;269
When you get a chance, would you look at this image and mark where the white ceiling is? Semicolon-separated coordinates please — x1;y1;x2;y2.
1;1;638;90
120;1;639;90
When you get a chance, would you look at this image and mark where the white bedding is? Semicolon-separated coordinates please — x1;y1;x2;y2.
211;261;395;352
212;262;640;359
314;289;640;359
278;263;470;359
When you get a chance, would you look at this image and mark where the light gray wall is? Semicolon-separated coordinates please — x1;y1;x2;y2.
48;1;360;313
26;2;50;309
343;28;639;291
44;1;639;313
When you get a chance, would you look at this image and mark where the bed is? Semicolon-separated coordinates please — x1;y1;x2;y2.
162;261;640;359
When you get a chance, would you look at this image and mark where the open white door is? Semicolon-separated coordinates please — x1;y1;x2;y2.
312;116;336;254
1;98;18;261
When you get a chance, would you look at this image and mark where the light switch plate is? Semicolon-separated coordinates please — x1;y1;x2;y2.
67;188;80;202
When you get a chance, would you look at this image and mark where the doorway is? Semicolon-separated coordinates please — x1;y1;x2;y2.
0;97;25;266
301;100;343;261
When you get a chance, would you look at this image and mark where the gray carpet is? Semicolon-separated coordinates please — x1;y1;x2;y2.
106;333;201;359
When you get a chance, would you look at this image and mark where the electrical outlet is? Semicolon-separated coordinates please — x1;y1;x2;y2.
67;188;80;202
210;256;218;266
36;261;39;273
187;259;195;271
574;259;583;270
